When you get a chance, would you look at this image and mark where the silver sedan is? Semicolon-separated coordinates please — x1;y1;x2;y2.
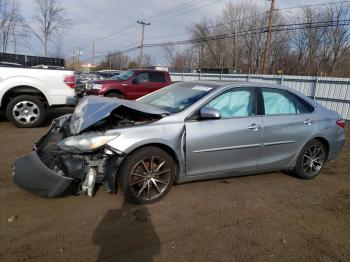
13;81;346;204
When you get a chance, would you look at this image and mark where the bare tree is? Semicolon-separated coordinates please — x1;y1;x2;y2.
141;53;154;67
324;3;350;76
222;1;247;71
31;0;70;57
98;51;130;70
162;1;350;77
162;45;196;71
48;38;64;58
162;45;176;66
0;0;25;53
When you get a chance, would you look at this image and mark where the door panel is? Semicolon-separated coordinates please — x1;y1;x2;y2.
185;117;263;176
259;115;315;168
185;86;261;177
258;88;315;169
128;72;150;99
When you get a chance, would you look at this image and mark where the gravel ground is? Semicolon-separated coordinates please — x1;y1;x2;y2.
0;110;349;262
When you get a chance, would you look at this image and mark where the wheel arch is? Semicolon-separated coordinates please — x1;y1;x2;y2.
104;89;124;97
312;136;330;160
1;86;48;110
117;142;181;181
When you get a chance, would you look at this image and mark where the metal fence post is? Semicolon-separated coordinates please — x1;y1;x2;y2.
247;74;250;82
182;71;184;81
199;71;201;80
280;75;284;85
313;76;319;99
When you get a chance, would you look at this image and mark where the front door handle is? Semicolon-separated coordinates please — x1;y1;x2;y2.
303;119;313;125
248;124;262;131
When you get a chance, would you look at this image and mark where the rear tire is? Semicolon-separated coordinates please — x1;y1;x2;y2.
6;95;46;128
105;92;124;99
118;146;175;204
293;139;326;179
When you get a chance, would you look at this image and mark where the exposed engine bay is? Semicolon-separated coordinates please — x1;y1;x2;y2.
12;96;168;198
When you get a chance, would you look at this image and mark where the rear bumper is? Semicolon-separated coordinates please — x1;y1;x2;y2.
328;138;345;161
12;151;74;197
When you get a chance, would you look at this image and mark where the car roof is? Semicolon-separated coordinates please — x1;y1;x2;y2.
181;80;277;88
182;80;293;91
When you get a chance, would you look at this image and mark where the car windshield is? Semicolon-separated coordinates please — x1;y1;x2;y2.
116;70;134;80
110;74;120;80
138;82;215;114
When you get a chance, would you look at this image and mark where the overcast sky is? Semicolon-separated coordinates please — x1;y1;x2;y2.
18;0;324;65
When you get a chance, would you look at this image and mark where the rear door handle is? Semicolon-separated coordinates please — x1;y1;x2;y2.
248;124;262;131
303;119;313;125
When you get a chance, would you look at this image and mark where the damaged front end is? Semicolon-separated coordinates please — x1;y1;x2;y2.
12;96;168;198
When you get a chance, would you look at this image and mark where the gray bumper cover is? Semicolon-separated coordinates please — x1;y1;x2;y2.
12;151;74;197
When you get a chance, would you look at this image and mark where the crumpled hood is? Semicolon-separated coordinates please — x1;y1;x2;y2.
70;96;169;135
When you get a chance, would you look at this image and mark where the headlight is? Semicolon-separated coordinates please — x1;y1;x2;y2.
92;84;102;90
58;132;120;152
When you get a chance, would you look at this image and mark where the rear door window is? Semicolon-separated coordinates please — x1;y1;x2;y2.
149;72;166;83
262;88;314;115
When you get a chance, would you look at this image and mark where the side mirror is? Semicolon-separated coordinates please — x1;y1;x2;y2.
132;78;138;84
200;106;221;120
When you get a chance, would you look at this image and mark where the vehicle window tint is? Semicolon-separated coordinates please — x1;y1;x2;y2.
262;88;313;115
137;72;149;83
207;88;254;118
294;97;314;113
149;72;166;83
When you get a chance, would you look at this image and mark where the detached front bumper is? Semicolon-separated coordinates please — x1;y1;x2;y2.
12;151;74;197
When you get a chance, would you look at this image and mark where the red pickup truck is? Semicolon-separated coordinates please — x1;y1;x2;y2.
83;69;172;99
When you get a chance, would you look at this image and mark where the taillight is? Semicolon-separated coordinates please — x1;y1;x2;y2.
336;119;346;129
64;75;76;88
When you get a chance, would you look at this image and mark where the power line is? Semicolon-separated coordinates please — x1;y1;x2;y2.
83;19;350;62
152;0;224;24
277;0;350;11
142;20;350;48
145;0;208;21
76;0;212;48
81;0;350;62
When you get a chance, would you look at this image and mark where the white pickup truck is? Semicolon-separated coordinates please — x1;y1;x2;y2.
0;66;77;127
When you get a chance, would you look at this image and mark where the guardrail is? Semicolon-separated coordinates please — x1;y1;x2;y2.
170;72;350;120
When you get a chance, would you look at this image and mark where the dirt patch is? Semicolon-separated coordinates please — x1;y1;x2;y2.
0;115;349;261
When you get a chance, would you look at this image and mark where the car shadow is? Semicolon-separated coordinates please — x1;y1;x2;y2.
93;200;161;262
0;111;6;122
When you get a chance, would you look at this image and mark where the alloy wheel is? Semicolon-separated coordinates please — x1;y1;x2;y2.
302;145;325;177
12;101;40;124
129;156;171;201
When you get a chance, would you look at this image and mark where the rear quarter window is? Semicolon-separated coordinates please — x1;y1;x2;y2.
149;72;166;83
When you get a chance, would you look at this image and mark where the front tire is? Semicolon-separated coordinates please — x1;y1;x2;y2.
293;139;326;179
6;95;46;128
118;146;175;204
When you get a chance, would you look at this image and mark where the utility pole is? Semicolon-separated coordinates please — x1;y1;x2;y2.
76;47;82;71
137;20;151;67
92;40;95;71
72;50;75;70
261;0;275;74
